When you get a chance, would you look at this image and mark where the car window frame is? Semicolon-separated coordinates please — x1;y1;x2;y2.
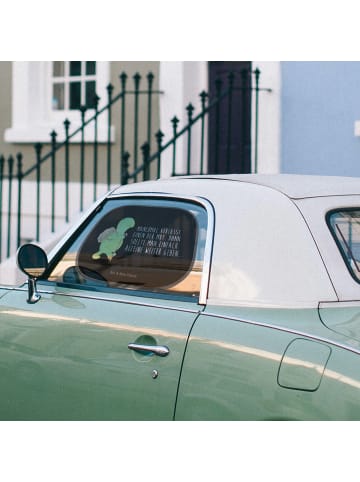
326;207;360;285
43;193;215;305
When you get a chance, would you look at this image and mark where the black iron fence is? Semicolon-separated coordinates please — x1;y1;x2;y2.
0;72;162;262
122;68;271;183
0;67;270;262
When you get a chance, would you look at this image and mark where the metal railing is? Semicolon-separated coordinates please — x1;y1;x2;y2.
0;71;162;262
121;68;271;184
0;67;270;262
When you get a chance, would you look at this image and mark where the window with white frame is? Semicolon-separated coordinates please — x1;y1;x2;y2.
52;61;97;111
5;61;111;143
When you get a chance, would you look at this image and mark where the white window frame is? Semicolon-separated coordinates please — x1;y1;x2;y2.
51;61;97;112
5;61;112;143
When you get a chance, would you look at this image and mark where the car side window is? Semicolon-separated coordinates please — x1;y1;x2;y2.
327;208;360;283
47;197;208;300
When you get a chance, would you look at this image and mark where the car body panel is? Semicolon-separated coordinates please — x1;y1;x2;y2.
175;307;360;420
2;174;360;420
0;285;200;420
319;301;360;343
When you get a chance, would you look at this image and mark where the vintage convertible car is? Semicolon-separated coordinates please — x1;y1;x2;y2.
1;173;360;420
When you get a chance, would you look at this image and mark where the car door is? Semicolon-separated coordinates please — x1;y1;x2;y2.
175;308;339;420
0;195;211;421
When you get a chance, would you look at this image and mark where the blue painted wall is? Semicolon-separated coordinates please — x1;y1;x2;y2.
281;62;360;176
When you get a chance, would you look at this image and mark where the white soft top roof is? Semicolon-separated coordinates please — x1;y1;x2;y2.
170;174;360;199
112;174;360;199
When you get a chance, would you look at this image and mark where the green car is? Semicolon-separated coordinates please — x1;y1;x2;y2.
1;173;360;420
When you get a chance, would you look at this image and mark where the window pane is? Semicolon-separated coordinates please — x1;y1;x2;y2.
77;204;198;291
86;61;96;75
52;83;64;110
70;61;81;76
85;81;96;108
47;198;208;298
328;209;360;282
70;81;81;109
53;61;64;77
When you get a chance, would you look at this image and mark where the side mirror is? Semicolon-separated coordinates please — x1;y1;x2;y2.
17;244;48;304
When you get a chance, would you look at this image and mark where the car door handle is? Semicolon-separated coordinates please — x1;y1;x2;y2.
128;343;170;357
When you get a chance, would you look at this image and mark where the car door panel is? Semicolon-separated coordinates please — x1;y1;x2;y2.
175;309;360;420
0;286;200;420
0;195;209;420
175;313;294;420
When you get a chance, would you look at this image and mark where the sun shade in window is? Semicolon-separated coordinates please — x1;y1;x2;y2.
77;204;198;291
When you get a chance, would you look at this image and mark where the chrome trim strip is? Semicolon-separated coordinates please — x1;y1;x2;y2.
12;286;202;315
202;311;360;356
197;198;215;305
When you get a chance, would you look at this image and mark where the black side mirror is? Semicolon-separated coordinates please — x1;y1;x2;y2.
17;244;48;304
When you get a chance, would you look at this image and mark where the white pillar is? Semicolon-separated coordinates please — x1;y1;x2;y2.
159;61;207;177
252;61;281;174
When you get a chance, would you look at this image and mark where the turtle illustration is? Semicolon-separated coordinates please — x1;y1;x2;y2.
92;217;135;262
